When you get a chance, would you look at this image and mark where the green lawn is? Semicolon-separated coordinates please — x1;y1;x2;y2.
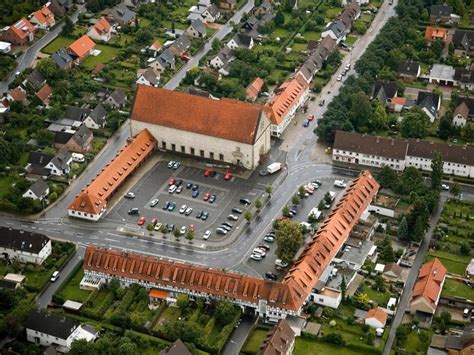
271;27;290;39
242;327;269;353
0;175;15;199
57;268;91;303
325;7;341;19
360;14;374;23
295;338;365;355
291;42;307;51
442;279;474;301
303;31;321;41
82;44;119;69
426;250;470;276
346;35;358;46
154;306;181;330
42;36;74;54
364;287;391;307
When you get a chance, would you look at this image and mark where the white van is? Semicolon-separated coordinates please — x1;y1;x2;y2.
51;271;59;282
71;153;85;163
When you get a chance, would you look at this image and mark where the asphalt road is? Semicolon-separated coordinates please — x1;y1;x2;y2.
0;6;85;95
164;0;255;90
221;316;255;355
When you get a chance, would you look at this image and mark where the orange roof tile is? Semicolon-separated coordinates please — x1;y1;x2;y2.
82;170;379;313
411;258;447;309
424;26;447;41
10;87;27;101
68;129;156;215
150;40;161;51
265;75;309;125
246;77;264;99
131;85;267;145
68;35;96;58
94;17;111;35
149;289;170;299
391;97;406;106
8;18;35;41
32;6;55;25
365;307;388;325
92;63;104;75
35;84;52;103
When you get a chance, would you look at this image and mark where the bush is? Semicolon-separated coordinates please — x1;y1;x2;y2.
322;333;346;346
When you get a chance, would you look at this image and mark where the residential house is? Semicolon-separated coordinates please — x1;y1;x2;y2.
209;46;233;69
0;18;36;45
341;0;368;4
8;86;27;102
416;91;441;122
370;80;398;104
339;2;360;29
383;263;402;281
187;2;210;22
103;5;136;26
312;287;342;309
332;130;474;177
226;33;254;50
427;64;456;86
259;319;295;355
104;89;127;108
466;259;474;278
35;84;52;106
398;61;421;81
452;97;474;127
0;41;11;53
87;17;113;42
148;40;161;56
48;0;72;16
67;35;96;64
429;4;453;24
202;4;220;22
424;26;448;43
185;19;206;38
297;36;337;84
154;48;176;71
159;339;192;355
452;30;474;57
410;258;447;315
24;70;46;90
454;66;474;91
365;307;388;329
55;125;93;153
25;309;98;351
321;20;347;43
65;105;91;122
169;35;191;56
218;0;236;10
25;152;52;178
22;180;50;201
136;68;160;87
430;322;474;355
187;85;211;98
51;48;74;70
68;129;156;221
246;77;264;101
83;104;107;130
29;5;55;30
0;226;52;265
390;96;407;113
265;75;309;137
242;15;259;31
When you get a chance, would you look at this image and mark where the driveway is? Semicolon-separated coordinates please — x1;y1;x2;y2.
221;316;255;355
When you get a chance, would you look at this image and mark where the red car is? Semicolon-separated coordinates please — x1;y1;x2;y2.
203;192;211;201
151;218;158;225
168;177;176;186
204;168;213;177
307;114;315;121
138;217;146;225
189;224;195;232
224;172;233;180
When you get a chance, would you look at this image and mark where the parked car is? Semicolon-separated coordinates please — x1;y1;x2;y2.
50;271;60;282
162;201;170;210
264;235;275;242
166;223;175;232
264;272;278;281
150;198;159;207
151;218;157;225
185;207;193;216
186;183;193;189
168;185;177;193
154;223;163;231
216;227;227;235
180;226;187;235
176;185;183;194
192;190;199;198
228;214;238;221
167;202;176;211
337;74;342;81
203;192;211;201
334;179;347;188
189;224;195;232
319;99;325;106
209;194;216;203
250;253;263;261
307;114;314;121
232;208;243;214
303;119;309;127
173;161;181;170
224;172;233;180
191;184;199;191
204;168;213;177
220;224;231;232
168;178;176;186
138;217;146;225
179;205;187;214
258;244;270;251
222;222;233;228
196;210;203;219
252;248;266;257
203;230;211;240
240;197;251;205
441;184;450;191
275;259;288;268
167;161;175;168
201;211;209;220
124;192;136;199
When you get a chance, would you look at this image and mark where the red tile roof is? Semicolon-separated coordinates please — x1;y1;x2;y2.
131;85;266;145
35;84;52;103
10;87;27;101
365;307;388;326
265;75;309;125
32;6;55;25
68;35;96;58
68;129;156;215
246;77;264;100
150;40;161;51
411;258;447;310
391;97;406;106
149;289;170;299
92;63;104;75
82;170;379;312
424;26;448;41
94;17;111;35
8;18;36;41
260;319;295;355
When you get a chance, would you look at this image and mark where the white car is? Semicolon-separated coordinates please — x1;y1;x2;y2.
345;63;351;71
228;214;239;221
441;184;450;191
275;259;288;268
253;248;266;257
250;253;263;261
124;192;135;199
216;227;228;235
154;223;163;231
150;198;159;207
179;204;187;214
180;226;187;235
168;185;177;193
50;271;60;282
334;179;347;188
203;230;211;240
337;75;342;81
184;207;193;216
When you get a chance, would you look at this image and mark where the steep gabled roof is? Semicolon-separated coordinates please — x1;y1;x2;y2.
25;309;78;339
8;18;35;41
93;17;111;34
260;319;295;355
430;4;452;18
365;307;388;326
35;84;52;103
411;258;447;310
52;48;73;69
67;35;96;58
246;77;264;99
398;61;420;76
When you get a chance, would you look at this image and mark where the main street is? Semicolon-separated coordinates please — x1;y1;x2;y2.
0;6;85;95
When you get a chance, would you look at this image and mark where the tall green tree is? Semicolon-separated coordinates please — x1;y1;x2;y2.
276;221;303;263
430;152;443;190
398;216;409;241
400;108;430;139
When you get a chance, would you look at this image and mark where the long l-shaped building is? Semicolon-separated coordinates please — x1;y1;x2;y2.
81;170;379;320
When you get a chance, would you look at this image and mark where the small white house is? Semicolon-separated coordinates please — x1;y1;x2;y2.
136;68;160;87
312;288;342;309
87;17;113;42
0;226;52;265
0;41;12;53
22;180;49;201
365;307;388;329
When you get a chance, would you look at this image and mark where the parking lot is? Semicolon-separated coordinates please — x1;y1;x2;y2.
107;161;269;241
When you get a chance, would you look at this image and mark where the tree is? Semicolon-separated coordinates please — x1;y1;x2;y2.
460;242;470;256
273;10;285;26
244;211;252;224
176;294;189;312
146;223;154;233
353;20;367;34
275;221;303;263
36;58;58;80
354;292;369;310
62;16;74;37
350;92;373;132
322;333;346;346
373;275;386;292
438;116;455;140
108;278;121;298
324;192;332;205
400;108;430;139
298;185;305;196
318;200;326;210
292;194;300;206
413;215;426;241
36;129;54;146
440;311;451;324
340;276;347;301
118;337;137;355
430;152;443;190
451;182;461;199
212;39;221;51
378;234;395;262
265;185;272;197
173;229;181;238
69;339;94;354
372;100;389;130
255;197;262;211
282;205;290;217
215;300;236;326
377;166;398;189
398;216;409;241
185;229;194;242
135;28;153;43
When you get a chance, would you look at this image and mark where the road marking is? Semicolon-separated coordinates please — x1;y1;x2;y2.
104;238;118;242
